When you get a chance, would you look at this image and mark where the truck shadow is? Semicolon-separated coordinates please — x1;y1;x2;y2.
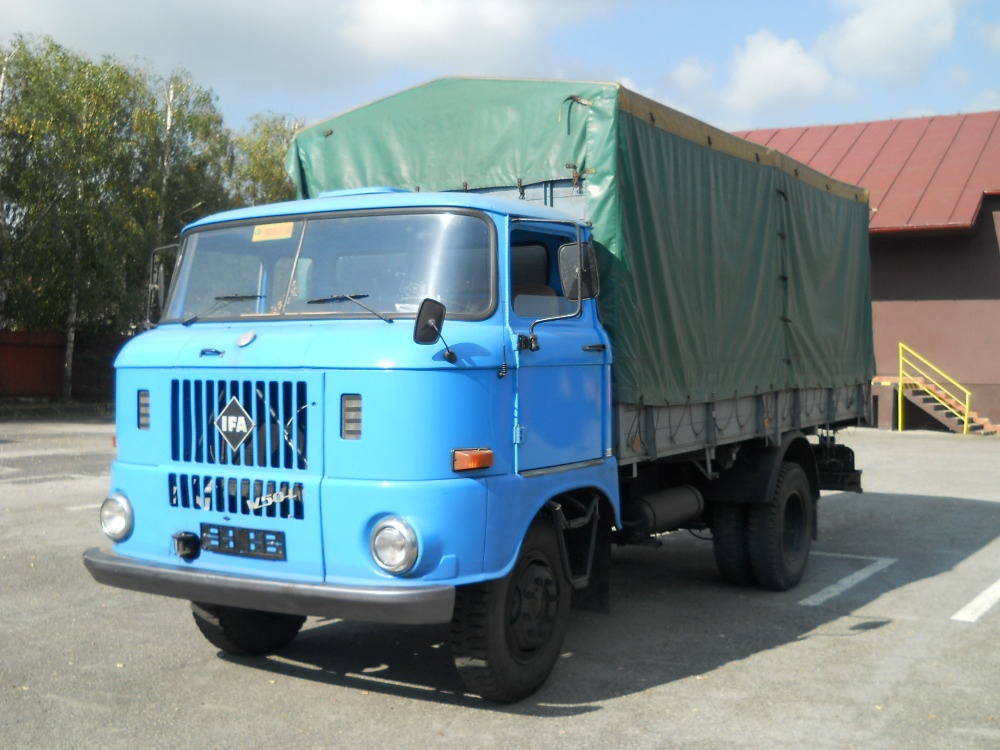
225;490;1000;715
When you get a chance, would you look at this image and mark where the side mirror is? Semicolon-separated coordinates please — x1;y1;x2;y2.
558;241;600;301
414;298;456;363
414;298;446;344
146;244;178;327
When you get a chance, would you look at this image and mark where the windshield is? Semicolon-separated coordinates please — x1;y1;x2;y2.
162;210;495;323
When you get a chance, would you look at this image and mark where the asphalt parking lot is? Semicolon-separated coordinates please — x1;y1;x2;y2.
1;419;998;748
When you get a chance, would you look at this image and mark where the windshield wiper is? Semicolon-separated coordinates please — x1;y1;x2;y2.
307;293;391;323
182;294;263;326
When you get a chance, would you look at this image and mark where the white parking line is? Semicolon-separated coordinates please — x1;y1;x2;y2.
798;553;898;607
0;446;101;460
0;474;95;485
951;578;1000;623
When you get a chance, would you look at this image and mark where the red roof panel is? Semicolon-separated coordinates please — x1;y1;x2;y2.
782;125;838;166
948;111;1000;226
761;127;808;156
911;113;992;229
803;123;865;177
871;117;947;231
737;110;1000;233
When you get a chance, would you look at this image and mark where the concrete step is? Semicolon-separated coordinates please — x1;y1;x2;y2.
901;387;996;435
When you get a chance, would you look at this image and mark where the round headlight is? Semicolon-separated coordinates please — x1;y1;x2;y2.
370;517;418;575
100;492;134;542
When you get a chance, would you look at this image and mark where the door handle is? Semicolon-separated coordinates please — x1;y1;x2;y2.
582;344;606;352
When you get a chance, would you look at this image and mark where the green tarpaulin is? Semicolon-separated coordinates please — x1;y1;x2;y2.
286;78;875;406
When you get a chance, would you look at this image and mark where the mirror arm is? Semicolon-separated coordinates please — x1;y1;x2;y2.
429;320;458;363
522;225;588;351
573;223;585;317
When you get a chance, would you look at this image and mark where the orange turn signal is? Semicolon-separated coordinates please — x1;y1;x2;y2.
452;448;494;472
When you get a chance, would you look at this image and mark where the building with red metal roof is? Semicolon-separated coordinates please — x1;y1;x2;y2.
738;111;1000;432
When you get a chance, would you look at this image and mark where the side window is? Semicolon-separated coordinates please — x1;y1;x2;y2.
510;241;575;318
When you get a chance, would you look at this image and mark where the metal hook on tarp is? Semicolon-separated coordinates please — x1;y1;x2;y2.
559;94;594;133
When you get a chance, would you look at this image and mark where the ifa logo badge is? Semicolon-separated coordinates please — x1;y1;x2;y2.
215;397;256;451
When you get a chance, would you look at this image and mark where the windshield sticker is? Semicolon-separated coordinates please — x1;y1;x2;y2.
252;222;295;242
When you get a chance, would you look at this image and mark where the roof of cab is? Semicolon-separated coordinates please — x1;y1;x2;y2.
184;187;586;233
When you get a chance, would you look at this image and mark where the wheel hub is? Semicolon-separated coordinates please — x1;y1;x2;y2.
508;560;559;653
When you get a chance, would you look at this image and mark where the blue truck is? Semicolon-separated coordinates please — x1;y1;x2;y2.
84;79;875;702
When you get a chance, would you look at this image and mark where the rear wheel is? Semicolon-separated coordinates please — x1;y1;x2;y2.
191;602;305;655
450;520;570;702
711;502;755;586
747;462;813;591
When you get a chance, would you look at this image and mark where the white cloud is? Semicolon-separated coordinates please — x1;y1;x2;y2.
671;57;712;93
724;30;830;114
0;0;596;123
827;0;957;81
989;24;1000;53
617;76;640;92
969;90;1000;112
336;0;541;69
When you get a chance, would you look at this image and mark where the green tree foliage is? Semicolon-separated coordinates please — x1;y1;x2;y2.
0;37;154;394
0;35;303;396
230;113;303;207
141;70;235;246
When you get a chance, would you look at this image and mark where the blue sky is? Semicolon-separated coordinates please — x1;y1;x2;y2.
3;0;999;131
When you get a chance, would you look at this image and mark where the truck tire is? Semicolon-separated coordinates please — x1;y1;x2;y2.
711;502;755;586
450;520;570;702
747;462;813;591
191;602;306;655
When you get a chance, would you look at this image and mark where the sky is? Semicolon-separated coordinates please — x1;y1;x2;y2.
3;0;1000;132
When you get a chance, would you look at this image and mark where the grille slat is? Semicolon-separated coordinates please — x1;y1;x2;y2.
171;378;309;471
169;472;305;520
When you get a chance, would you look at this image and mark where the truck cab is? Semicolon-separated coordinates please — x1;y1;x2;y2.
85;188;617;702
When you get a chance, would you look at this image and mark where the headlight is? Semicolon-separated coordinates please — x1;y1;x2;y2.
370;517;418;575
100;492;134;541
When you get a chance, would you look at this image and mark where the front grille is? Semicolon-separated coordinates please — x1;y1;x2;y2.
171;379;309;470
169;472;305;520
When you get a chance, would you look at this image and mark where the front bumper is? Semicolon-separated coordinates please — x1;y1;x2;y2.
82;548;455;625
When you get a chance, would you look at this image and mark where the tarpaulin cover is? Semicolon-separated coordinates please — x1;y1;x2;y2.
287;78;875;406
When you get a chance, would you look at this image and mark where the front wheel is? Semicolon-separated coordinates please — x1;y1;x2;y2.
450;520;570;702
191;602;305;655
747;462;814;591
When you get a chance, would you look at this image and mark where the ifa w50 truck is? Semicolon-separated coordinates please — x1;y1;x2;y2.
84;79;875;702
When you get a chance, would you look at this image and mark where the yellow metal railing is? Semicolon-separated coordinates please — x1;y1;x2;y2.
897;343;972;434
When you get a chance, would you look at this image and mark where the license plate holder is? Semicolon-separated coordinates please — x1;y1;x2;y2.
200;523;286;561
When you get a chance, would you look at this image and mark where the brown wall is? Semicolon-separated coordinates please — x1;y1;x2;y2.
870;197;1000;427
0;332;128;401
0;332;64;397
870;214;1000;302
873;299;1000;423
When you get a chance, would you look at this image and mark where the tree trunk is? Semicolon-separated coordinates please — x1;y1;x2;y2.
155;80;176;246
0;209;11;329
62;242;82;401
0;57;10;328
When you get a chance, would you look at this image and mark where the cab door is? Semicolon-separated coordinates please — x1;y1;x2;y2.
509;235;610;473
